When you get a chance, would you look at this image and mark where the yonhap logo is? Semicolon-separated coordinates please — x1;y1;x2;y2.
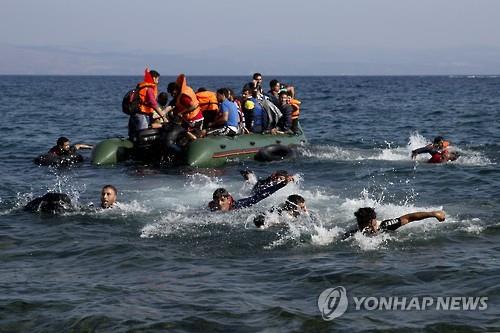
317;286;348;320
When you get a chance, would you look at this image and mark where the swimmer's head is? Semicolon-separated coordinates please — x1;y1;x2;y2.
355;207;377;233
283;194;307;217
212;188;233;211
433;136;445;148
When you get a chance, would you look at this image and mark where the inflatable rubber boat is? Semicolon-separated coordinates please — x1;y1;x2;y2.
91;124;306;168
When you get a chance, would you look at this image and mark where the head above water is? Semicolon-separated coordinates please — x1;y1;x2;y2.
211;187;233;211
283;194;307;217
432;136;450;149
101;184;117;209
57;136;71;151
270;170;290;182
355;207;377;231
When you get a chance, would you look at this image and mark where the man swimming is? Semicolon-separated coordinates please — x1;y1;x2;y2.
411;136;459;163
209;177;294;212
253;194;307;228
342;207;445;239
240;170;295;195
100;184;118;209
25;185;118;213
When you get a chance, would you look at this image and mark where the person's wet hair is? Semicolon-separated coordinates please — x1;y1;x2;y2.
355;207;376;230
279;90;289;97
57;136;69;147
283;194;305;211
433;136;444;145
102;184;117;195
197;87;208;92
253;72;262;80
272;170;289;179
212;188;230;201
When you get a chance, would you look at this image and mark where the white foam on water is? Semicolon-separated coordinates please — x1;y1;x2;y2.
298;132;493;166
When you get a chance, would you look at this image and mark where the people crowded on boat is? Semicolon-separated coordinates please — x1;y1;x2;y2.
125;70;301;140
48;136;93;156
411;136;459;163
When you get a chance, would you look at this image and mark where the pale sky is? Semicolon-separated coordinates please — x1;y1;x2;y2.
1;0;500;75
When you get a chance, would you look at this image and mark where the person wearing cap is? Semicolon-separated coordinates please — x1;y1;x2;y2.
253;194;307;228
208;176;294;212
341;207;446;239
411;136;459;163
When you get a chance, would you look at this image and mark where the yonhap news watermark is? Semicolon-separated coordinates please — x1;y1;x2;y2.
318;286;489;321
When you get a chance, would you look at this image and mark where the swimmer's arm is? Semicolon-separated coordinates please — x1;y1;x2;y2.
398;210;446;226
74;143;94;150
233;180;288;210
341;228;358;240
411;145;437;159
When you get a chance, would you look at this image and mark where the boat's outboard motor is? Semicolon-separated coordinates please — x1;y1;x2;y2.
132;128;162;161
159;123;186;165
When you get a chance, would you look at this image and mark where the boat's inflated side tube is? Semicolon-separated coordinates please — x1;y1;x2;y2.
25;193;74;214
34;153;83;167
91;138;133;165
254;144;297;162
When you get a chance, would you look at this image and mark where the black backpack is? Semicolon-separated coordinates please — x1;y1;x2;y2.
121;87;145;115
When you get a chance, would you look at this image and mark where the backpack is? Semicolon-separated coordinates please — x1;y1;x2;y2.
259;99;282;129
121;87;144;115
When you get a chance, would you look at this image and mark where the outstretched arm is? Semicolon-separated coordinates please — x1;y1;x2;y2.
411;144;438;159
399;210;445;226
233;179;290;210
74;143;94;150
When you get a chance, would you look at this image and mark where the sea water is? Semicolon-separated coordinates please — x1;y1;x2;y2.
0;75;499;332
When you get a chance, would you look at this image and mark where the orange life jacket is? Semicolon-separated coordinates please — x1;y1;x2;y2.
136;82;157;114
195;91;219;113
175;74;202;121
290;98;301;120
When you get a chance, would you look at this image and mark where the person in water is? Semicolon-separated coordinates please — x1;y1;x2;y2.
25;185;118;213
100;184;118;209
48;137;93;156
342;207;445;239
24;192;74;214
411;136;459;163
208;177;294;212
253;194;307;228
241;170;295;195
